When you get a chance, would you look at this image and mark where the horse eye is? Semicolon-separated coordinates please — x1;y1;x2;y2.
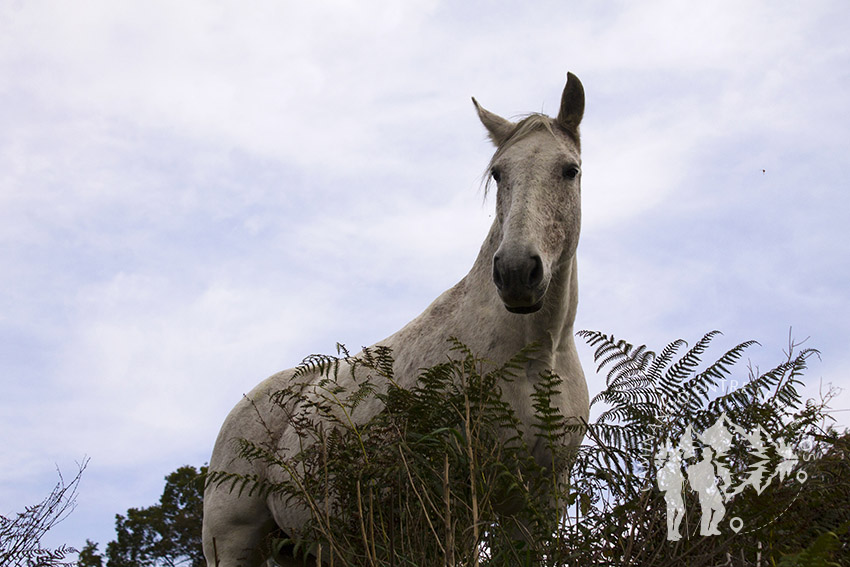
491;168;502;183
562;165;580;180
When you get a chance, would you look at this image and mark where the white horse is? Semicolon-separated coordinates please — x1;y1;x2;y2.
203;72;590;567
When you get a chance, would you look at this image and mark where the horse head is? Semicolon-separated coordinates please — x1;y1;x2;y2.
473;73;584;314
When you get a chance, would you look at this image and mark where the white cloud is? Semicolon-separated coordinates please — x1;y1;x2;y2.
2;0;447;172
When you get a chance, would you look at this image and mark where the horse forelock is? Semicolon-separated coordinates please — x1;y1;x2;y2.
482;113;581;198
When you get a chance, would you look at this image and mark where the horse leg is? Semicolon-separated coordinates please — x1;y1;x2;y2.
202;483;277;567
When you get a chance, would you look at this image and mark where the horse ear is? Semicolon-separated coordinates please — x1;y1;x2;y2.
556;72;585;134
472;97;515;146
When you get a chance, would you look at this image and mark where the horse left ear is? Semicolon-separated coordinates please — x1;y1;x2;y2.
556;72;585;134
472;97;515;146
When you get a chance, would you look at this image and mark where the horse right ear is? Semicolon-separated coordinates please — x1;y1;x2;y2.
556;72;585;135
472;97;515;146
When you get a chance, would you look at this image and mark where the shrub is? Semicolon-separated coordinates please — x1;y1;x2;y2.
208;331;848;566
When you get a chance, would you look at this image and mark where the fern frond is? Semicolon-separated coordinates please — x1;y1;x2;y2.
293;352;343;381
659;330;719;394
645;338;686;383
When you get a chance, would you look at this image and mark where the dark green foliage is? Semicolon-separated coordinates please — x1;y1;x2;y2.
77;540;104;567
208;339;574;566
207;331;848;566
777;525;848;567
103;465;206;567
570;330;846;566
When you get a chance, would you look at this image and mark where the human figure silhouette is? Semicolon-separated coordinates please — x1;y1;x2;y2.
655;441;685;541
686;446;726;536
700;414;733;500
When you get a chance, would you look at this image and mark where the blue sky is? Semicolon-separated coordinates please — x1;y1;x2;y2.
2;0;849;556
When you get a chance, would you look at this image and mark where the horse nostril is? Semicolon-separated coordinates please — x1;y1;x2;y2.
528;255;543;288
492;255;504;290
493;252;544;296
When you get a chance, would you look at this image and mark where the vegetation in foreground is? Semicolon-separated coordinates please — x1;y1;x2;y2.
5;330;847;566
206;330;849;566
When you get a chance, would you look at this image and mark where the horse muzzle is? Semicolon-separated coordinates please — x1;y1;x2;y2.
492;251;548;314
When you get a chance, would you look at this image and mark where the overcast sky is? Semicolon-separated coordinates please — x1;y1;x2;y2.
2;0;849;556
